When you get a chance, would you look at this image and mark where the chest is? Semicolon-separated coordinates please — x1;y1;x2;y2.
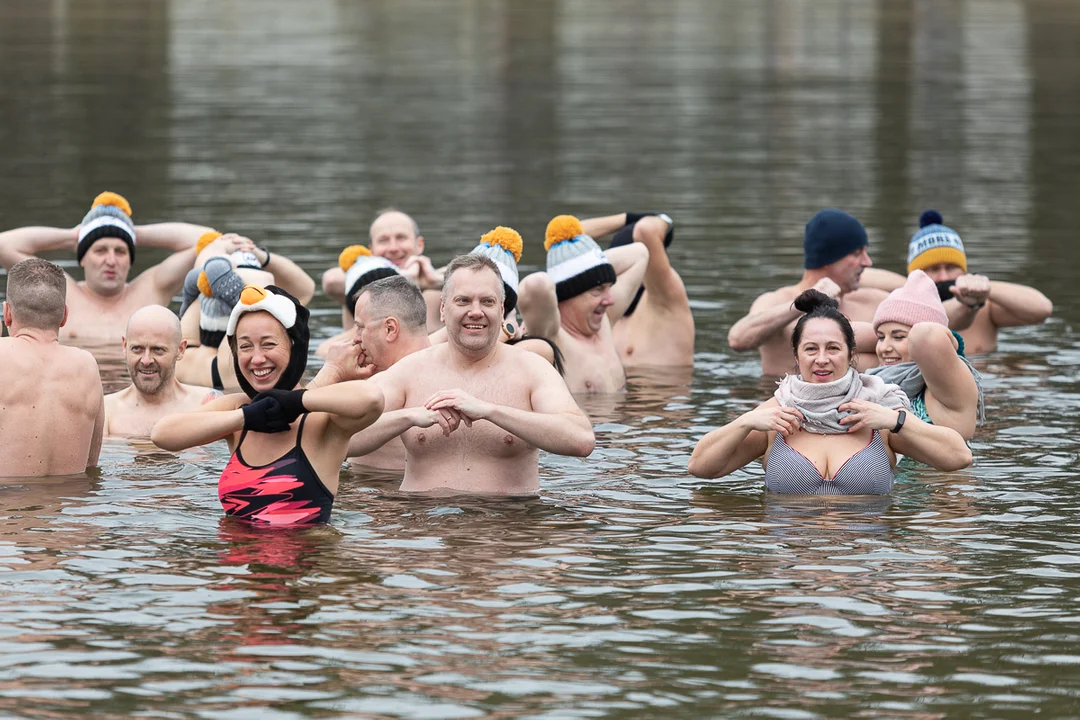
61;290;153;340
773;429;878;479
560;332;625;393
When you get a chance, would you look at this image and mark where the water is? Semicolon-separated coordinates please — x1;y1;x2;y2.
2;0;1080;717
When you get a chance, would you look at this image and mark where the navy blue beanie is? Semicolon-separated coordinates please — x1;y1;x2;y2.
803;209;869;269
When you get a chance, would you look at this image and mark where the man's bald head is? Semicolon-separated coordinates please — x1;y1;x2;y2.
123;306;185;396
126;305;182;345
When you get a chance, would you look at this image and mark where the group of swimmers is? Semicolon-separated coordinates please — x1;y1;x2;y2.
0;194;1053;524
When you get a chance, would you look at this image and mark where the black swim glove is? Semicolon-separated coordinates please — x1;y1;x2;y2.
241;396;292;434
252;389;307;424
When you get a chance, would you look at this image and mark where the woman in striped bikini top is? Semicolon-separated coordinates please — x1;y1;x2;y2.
689;289;973;494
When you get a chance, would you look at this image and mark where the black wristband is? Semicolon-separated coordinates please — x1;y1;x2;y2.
259;246;271;267
891;409;907;434
962;300;985;311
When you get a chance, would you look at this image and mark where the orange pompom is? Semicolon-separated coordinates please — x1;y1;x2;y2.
240;285;268;305
338;244;372;271
544;215;584;251
91;192;132;217
480;226;524;262
197;272;212;298
195;230;223;255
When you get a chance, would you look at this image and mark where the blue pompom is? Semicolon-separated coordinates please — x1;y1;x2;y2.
919;209;943;228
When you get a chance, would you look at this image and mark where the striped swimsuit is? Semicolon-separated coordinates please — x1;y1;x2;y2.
764;432;894;495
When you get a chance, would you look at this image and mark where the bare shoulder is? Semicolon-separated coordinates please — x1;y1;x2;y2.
751;285;799;311
62;345;102;375
181;383;222;406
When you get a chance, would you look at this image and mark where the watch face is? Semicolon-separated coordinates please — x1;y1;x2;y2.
504;322;516;337
658;213;673;227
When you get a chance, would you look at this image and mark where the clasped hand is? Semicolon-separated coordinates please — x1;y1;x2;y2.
410;389;492;437
838;399;899;433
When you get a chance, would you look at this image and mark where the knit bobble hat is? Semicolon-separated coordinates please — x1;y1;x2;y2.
544;215;617;303
471;226;523;312
803;209;868;269
339;245;400;312
78;192;137;263
872;270;950;330
907;210;967;274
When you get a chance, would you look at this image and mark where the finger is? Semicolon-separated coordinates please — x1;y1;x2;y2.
434;413;452;436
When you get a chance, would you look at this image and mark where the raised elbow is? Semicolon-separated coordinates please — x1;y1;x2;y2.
573;430;596;457
688;452;716;479
150;422;181;452
1034;297;1054;322
727;327;754;353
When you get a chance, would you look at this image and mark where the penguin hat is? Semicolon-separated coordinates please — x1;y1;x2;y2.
226;285;310;399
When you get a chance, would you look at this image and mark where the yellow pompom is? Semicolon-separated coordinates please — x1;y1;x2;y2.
195;230;222;255
92;191;132;217
544;215;584;251
480;226;524;262
197;272;212;298
338;244;372;271
240;285;268;305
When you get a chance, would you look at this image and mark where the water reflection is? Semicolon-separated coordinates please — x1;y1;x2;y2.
0;0;1078;717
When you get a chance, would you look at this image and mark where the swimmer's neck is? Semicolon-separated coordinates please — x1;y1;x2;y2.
10;327;61;344
131;380;185;406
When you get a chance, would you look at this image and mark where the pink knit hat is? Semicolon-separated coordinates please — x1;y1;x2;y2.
872;269;949;330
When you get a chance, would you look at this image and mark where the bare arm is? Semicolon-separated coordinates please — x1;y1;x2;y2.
688;399;785;478
150;394;246;452
945;299;981;331
322;267;347;303
517;272;561;341
839;399;972;471
605;242;649;321
130;222;213;301
301;381;384;435
87;391;105;468
727;291;801;352
859;268;906;292
347;408;434;457
580;213;627;239
256;247;316;304
134;222;213;252
908;322;978;439
0;226;76;270
427;354;594;457
987;281;1053;327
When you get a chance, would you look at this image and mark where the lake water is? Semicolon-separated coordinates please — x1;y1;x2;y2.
1;1;1079;717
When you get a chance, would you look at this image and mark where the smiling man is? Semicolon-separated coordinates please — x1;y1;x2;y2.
104;306;220;437
515;215;649;394
727;208;887;376
320;208;445;330
346;254;595;494
0;192;213;343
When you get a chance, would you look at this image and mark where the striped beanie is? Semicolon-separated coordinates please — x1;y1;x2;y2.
339;245;400;311
471;226;523;311
78;192;136;263
545;215;616;303
907;210;967;274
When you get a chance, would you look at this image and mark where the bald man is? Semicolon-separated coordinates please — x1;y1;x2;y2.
104;306;219;437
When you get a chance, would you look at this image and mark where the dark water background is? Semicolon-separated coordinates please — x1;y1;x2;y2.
1;1;1079;717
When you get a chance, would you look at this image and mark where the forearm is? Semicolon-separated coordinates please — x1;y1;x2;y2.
860;268;906;292
728;304;801;351
484;405;595;457
688;420;755;478
151;409;243;451
135;223;214;251
580;213;627;239
302;381;384;420
0;227;75;267
263;253;316;304
891;418;972;471
945;299;980;330
988;281;1054;325
347;409;420;456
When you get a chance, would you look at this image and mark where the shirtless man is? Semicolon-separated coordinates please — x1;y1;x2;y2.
346;254;595;493
581;212;694;368
516;215;649;393
0;259;104;475
309;275;431;470
320;208;444;330
860;210;1053;355
104;306;219;437
0;192;212;343
728;208;887;376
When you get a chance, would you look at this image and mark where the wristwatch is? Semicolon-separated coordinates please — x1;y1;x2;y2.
501;321;516;340
891;409;906;434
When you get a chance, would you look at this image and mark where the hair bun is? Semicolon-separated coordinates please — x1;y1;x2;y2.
919;209;943;228
793;288;839;314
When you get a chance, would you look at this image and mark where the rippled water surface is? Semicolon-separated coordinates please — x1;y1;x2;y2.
2;1;1080;717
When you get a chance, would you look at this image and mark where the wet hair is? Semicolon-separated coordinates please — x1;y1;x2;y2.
360;275;428;332
790;289;856;357
5;258;66;329
442;254;504;303
371;207;421;238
